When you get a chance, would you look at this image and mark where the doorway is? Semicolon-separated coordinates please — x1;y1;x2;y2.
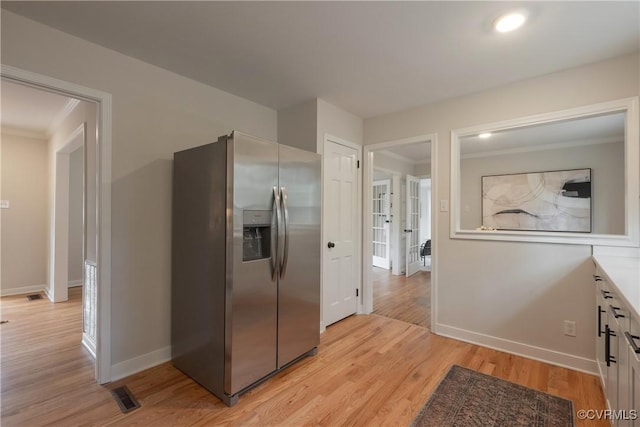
1;66;112;383
1;78;96;366
363;135;436;330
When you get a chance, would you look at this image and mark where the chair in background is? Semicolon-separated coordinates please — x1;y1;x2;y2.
420;240;431;266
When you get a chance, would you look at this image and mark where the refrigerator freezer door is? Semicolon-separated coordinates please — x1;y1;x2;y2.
172;142;228;400
226;132;279;395
277;144;321;368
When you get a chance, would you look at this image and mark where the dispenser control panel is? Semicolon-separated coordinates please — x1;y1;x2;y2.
242;210;271;262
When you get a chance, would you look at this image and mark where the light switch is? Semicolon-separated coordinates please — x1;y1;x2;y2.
440;200;449;212
0;200;9;209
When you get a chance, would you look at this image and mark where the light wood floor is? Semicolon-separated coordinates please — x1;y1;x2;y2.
372;267;430;329
1;288;607;426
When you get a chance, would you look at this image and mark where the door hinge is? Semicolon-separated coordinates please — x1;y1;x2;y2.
357;160;360;168
356;289;359;297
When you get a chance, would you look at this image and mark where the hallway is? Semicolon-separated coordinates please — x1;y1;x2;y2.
372;267;431;329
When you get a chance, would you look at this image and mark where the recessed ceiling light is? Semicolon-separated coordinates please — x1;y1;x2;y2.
478;133;492;139
494;12;527;33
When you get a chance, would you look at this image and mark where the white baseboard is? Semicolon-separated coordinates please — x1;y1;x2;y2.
82;333;96;359
434;323;598;375
44;286;53;301
68;280;83;288
0;284;45;297
111;346;172;382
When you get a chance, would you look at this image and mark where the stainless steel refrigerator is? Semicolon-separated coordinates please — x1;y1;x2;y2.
171;131;321;406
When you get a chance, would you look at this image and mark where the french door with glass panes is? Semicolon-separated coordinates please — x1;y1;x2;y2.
372;179;391;269
405;175;421;277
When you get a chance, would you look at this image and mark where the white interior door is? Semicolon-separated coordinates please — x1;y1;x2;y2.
405;174;421;277
323;140;358;327
372;179;390;269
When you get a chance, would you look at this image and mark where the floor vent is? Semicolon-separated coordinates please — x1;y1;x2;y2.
111;386;140;413
26;294;42;301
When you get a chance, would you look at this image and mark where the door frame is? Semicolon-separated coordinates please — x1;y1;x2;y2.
50;123;86;303
1;65;113;384
321;133;362;332
362;134;437;330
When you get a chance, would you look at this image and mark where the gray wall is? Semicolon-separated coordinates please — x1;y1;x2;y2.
317;98;363;149
0;132;48;295
364;52;639;371
278;99;317;152
460;141;625;234
2;10;277;369
279;98;363;154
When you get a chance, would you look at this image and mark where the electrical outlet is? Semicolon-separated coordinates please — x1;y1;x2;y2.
563;320;576;337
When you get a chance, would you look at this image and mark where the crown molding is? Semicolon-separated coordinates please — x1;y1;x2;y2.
48;98;81;137
1;126;48;140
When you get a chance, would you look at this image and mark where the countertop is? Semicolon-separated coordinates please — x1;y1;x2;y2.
593;254;640;318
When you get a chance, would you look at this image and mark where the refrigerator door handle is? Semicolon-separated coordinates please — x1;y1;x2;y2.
279;187;290;279
271;186;281;281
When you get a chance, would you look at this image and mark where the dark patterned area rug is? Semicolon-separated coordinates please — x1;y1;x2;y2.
411;365;574;427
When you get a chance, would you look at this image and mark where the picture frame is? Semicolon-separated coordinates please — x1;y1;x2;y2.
481;168;592;232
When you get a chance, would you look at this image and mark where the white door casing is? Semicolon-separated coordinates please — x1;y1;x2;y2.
361;135;437;329
1;65;113;384
323;137;360;327
51;124;86;303
405;174;421;277
372;179;391;269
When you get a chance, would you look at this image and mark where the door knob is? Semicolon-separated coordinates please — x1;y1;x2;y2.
327;241;336;248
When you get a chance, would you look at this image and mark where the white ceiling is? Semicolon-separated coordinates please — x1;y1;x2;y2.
3;1;638;119
1;79;75;136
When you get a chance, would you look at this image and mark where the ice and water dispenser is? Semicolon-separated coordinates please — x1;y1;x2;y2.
242;210;271;261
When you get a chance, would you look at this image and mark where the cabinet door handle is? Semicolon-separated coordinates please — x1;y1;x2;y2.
601;289;613;299
624;331;640;354
597;305;605;337
609;304;625;319
606;324;617;366
594;275;603;282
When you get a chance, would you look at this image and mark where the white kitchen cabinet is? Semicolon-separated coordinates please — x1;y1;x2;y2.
629;346;640;427
594;256;640;427
598;273;623;421
626;314;640;427
597;277;608;387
